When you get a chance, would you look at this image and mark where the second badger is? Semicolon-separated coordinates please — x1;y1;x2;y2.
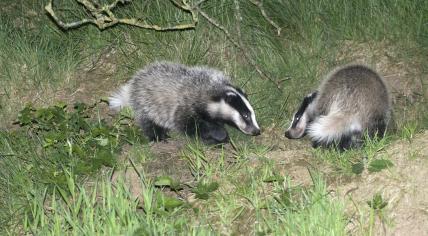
109;61;261;143
285;64;391;150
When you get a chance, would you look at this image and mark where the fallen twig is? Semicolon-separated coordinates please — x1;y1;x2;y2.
45;0;198;31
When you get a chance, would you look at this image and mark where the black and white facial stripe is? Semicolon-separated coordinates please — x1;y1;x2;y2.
208;86;260;136
284;91;317;139
290;91;317;129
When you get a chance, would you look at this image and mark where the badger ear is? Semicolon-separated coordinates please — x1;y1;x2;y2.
225;91;236;103
235;87;248;98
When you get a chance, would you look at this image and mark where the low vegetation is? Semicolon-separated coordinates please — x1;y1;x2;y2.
0;0;427;234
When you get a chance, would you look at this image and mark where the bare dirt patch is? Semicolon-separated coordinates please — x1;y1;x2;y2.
255;126;428;235
335;131;428;235
264;149;314;186
73;47;122;103
142;140;191;182
256;126;332;187
111;139;192;201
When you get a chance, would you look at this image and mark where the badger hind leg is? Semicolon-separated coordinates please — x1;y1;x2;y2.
337;131;363;151
368;115;388;139
138;116;169;142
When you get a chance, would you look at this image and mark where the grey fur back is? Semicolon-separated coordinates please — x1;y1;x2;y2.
310;64;391;133
128;62;231;131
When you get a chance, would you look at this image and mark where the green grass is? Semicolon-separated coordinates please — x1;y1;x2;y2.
22;171;202;235
19;139;347;235
20;167;346;235
0;0;427;234
266;174;346;235
312;134;393;175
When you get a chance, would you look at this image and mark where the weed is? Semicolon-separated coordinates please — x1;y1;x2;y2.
0;102;146;231
14;102;145;177
367;193;389;235
400;122;418;142
367;193;388;210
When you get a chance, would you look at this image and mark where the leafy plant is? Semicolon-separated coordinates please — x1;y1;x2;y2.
12;102;146;184
367;193;388;210
351;161;365;175
155;192;185;211
154;176;183;191
191;180;219;200
368;159;394;173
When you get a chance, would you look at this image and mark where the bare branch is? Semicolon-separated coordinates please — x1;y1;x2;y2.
116;18;197;31
45;0;94;29
45;0;198;31
194;0;208;7
107;0;131;10
45;0;282;87
249;0;281;36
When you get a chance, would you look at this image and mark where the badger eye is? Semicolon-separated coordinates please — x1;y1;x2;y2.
243;114;249;119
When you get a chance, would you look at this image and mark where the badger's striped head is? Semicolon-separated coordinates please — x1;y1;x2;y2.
285;91;317;139
207;86;260;136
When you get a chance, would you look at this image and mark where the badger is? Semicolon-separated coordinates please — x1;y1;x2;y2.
284;64;391;150
109;61;261;144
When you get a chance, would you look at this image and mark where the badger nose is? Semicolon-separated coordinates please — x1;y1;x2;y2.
252;128;261;136
284;130;291;139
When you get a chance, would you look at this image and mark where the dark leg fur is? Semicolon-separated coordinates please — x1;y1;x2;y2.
312;139;334;149
312;131;363;151
337;135;353;151
337;132;363;151
369;118;387;139
183;119;229;145
311;140;323;149
199;121;229;145
139;118;169;142
312;140;337;149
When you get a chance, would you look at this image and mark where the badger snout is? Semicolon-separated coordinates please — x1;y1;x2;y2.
243;126;261;136
284;127;305;139
251;127;261;136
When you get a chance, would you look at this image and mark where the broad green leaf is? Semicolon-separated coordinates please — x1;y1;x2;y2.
192;181;219;200
154;176;182;191
368;159;393;173
156;193;184;210
352;162;364;174
154;176;174;187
